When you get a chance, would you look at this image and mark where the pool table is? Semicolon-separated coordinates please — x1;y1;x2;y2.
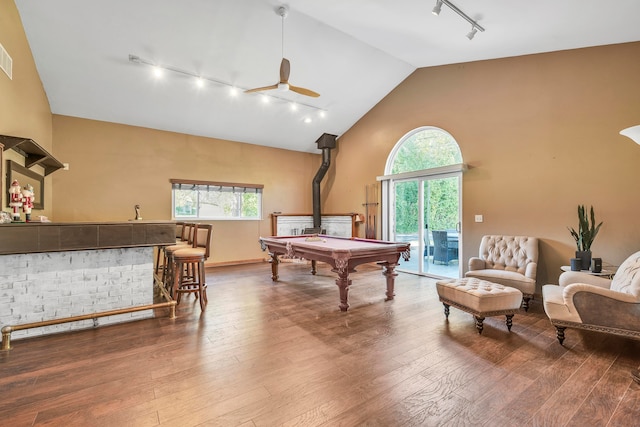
259;234;411;311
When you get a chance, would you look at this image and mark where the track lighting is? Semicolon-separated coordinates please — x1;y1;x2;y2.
466;27;478;40
432;0;443;16
432;0;485;40
127;54;327;116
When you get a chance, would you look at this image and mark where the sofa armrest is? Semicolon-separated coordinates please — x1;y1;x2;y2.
524;262;537;280
563;284;640;330
468;257;486;271
559;271;612;288
563;283;638;305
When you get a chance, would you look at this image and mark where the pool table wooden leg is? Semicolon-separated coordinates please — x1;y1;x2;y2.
380;262;398;301
335;269;351;312
269;253;279;281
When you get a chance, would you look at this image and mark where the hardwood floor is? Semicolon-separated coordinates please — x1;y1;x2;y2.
1;261;639;426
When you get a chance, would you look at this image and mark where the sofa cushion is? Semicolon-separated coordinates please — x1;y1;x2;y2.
478;235;538;278
542;284;582;323
465;269;536;295
610;250;640;298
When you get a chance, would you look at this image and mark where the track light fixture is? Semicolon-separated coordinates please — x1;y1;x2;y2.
466;26;478;40
432;0;443;16
432;0;485;40
127;54;327;117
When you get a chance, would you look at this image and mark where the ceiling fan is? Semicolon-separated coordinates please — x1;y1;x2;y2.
244;6;320;98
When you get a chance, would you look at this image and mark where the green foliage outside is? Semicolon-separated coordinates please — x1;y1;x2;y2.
174;188;260;219
392;129;462;234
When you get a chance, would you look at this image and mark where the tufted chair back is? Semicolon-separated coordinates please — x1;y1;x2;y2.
610;251;640;297
477;235;539;279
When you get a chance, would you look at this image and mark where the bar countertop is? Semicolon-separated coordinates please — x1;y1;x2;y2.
0;220;176;255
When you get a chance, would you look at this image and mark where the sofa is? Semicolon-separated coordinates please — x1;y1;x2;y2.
465;235;539;310
542;251;640;344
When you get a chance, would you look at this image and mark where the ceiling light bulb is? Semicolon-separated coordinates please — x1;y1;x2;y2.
195;77;204;88
467;27;478;40
318;111;326;118
290;103;298;111
261;94;270;104
304;117;312;124
432;0;443;16
153;66;163;78
229;87;238;97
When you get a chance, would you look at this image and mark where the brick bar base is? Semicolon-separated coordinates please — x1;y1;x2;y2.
0;247;154;340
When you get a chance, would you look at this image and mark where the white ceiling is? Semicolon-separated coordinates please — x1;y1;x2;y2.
15;0;640;153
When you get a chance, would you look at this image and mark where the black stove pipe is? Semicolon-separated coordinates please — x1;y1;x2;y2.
312;134;337;230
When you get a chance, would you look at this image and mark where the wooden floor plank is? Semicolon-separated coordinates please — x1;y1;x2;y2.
1;262;639;427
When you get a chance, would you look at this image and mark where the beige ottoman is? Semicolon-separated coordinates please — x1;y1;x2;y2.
436;278;523;334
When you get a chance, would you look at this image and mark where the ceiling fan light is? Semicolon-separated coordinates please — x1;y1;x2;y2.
278;82;290;92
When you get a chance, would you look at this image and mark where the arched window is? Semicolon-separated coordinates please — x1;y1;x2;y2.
385;127;462;175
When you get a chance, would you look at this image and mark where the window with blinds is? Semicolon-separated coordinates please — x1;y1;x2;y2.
171;179;263;220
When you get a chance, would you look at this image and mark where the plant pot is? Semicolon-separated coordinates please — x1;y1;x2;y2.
576;250;592;271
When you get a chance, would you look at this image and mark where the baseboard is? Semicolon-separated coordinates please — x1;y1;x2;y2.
205;258;266;268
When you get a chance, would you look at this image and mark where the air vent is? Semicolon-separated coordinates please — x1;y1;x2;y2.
0;42;13;80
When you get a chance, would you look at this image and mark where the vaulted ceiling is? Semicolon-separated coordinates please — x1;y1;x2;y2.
15;0;640;153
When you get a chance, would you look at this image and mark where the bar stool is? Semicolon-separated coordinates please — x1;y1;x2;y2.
162;223;195;297
172;224;213;311
155;221;185;275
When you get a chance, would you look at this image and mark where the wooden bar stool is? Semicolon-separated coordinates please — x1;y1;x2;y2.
172;224;213;311
155;221;185;275
162;223;195;297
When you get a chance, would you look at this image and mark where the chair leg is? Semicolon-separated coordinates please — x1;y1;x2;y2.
555;326;566;345
198;261;207;311
442;303;450;319
522;297;531;312
175;260;183;306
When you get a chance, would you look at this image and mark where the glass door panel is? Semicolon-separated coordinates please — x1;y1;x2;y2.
422;176;459;278
393;180;419;274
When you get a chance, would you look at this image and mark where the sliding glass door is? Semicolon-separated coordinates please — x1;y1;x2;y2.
390;173;461;278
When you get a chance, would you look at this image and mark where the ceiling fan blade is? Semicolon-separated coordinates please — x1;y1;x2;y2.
289;85;320;98
280;58;291;83
244;84;279;94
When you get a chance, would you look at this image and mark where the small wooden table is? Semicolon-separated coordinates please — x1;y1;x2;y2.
259;234;410;311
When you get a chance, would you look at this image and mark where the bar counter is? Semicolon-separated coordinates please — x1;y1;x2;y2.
0;220;175;255
0;220;176;345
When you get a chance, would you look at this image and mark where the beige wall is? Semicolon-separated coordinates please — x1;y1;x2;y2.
51;115;320;264
0;0;53;217
5;0;640;286
324;42;640;289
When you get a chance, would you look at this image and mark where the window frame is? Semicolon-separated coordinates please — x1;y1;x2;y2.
170;179;263;221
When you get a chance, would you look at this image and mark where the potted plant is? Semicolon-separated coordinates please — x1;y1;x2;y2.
567;205;603;270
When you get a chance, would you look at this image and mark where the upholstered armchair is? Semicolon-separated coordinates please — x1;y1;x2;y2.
542;251;640;345
465;235;539;311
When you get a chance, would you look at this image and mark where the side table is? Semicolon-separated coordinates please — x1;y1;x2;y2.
560;265;617;279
